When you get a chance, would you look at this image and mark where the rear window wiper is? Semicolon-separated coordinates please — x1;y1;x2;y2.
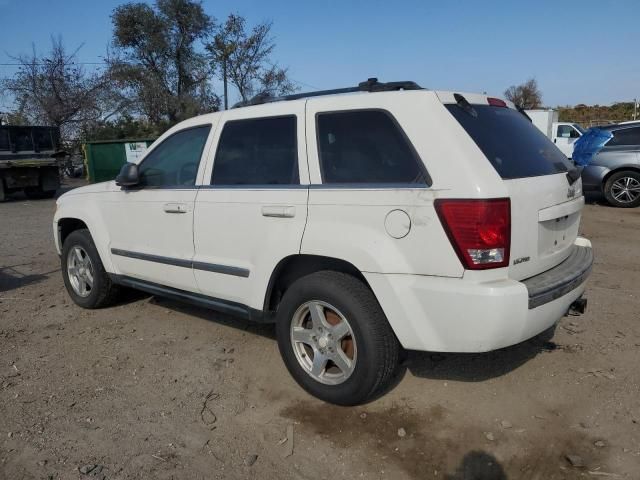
517;106;532;122
453;93;478;118
566;165;583;185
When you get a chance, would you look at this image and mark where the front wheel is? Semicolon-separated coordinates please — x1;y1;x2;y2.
603;170;640;208
61;229;120;308
276;271;400;405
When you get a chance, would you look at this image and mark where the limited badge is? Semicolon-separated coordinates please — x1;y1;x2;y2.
513;256;531;265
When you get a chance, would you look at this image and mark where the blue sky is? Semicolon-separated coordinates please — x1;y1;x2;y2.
1;0;639;109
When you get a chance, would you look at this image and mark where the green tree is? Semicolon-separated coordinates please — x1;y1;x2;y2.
109;0;219;124
557;102;636;126
0;108;29;126
1;37;125;140
207;14;296;108
504;78;543;109
82;115;166;141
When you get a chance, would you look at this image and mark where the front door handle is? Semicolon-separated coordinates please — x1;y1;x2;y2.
163;202;188;214
261;205;296;218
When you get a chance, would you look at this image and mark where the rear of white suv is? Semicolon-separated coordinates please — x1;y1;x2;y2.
53;80;592;405
347;91;592;356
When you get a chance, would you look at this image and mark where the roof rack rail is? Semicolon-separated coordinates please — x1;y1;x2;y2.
231;77;424;109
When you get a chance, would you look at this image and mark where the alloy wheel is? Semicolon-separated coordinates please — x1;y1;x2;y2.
290;300;357;385
611;176;640;204
67;246;94;297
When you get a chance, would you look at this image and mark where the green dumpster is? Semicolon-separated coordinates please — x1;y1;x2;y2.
84;138;156;183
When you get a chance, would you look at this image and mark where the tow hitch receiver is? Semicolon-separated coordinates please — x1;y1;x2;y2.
568;297;587;316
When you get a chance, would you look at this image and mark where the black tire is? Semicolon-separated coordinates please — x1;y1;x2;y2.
61;229;121;308
24;186;56;199
276;271;400;405
603;170;640;208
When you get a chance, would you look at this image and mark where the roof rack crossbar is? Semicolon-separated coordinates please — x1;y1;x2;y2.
231;78;424;108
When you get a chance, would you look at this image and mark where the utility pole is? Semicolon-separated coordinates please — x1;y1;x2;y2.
223;57;228;110
634;98;638;121
208;37;235;110
219;43;235;110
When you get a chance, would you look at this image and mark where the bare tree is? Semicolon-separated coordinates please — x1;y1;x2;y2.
1;36;127;140
108;0;219;124
207;14;296;107
504;78;543;109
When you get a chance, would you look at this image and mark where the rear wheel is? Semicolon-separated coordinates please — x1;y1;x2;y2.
604;170;640;208
24;186;56;199
61;229;120;308
276;271;400;405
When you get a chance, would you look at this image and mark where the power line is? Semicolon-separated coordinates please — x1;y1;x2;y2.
0;61;322;91
0;62;318;85
290;78;322;91
0;62;109;66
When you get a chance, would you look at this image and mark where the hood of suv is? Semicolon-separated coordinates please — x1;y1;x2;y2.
58;181;114;201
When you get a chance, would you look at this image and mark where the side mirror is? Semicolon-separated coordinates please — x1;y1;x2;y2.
115;162;140;187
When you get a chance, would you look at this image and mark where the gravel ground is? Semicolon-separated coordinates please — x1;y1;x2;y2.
0;186;638;479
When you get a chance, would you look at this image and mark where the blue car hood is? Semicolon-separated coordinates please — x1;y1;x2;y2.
572;128;613;166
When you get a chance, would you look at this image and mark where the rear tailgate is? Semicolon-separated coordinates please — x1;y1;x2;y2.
439;92;583;280
504;174;583;280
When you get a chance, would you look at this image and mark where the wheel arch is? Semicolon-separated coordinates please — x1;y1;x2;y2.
263;254;371;312
57;217;89;247
55;214;115;273
601;165;640;191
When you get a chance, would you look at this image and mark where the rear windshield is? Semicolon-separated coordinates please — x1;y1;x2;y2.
446;104;572;179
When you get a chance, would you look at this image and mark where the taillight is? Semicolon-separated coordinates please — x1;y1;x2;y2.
435;198;511;270
487;97;507;107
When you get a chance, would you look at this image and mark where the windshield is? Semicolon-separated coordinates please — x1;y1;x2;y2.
574;124;586;134
446;104;573;179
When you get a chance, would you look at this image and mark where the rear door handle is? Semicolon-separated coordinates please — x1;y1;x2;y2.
261;205;296;218
163;202;188;214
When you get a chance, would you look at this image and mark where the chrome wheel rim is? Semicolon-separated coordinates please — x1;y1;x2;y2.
290;301;357;385
67;246;94;297
611;177;640;204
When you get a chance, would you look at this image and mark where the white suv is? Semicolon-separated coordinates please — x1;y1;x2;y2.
54;79;593;405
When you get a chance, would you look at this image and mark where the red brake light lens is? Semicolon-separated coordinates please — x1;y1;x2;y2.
435;198;511;270
487;97;507;107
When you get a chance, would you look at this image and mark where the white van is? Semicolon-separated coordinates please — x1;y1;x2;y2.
526;109;584;158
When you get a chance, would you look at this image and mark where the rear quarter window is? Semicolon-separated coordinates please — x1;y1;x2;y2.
606;126;640;147
316;110;430;185
446;104;572;179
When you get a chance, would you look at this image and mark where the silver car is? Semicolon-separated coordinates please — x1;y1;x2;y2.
581;122;640;207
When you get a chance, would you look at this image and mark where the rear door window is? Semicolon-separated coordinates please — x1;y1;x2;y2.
607;127;640;146
316;110;430;185
211;116;298;186
446;104;572;179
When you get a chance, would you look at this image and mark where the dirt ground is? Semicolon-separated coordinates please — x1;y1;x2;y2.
1;184;638;480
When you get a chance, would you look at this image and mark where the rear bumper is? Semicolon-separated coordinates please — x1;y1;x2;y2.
364;237;593;353
523;243;593;308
